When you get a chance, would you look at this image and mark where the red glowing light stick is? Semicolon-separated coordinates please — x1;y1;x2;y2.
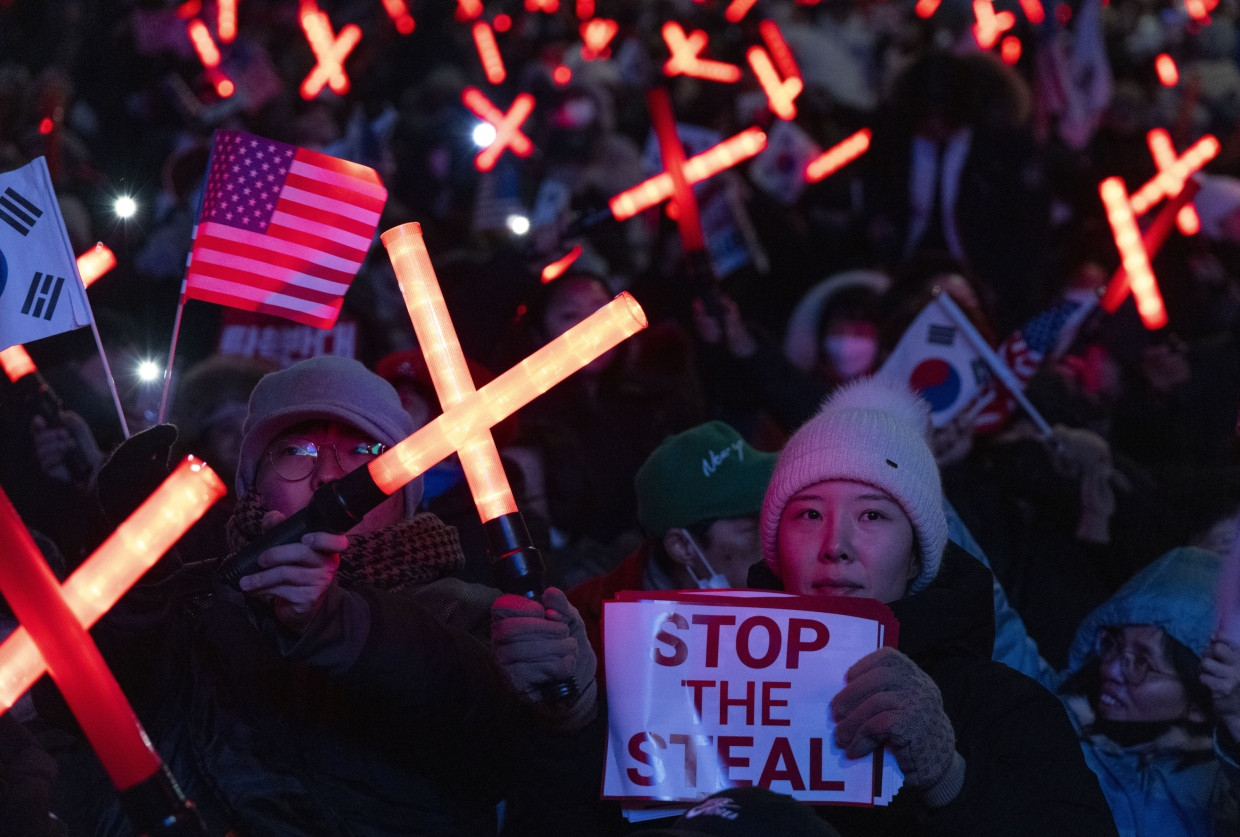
381;0;415;34
805;129;871;183
0;458;225;713
77;242;116;288
187;18;236;98
0;345;35;382
580;18;618;59
577;0;595;18
456;0;483;20
1018;0;1044;23
1185;0;1217;21
973;0;1015;50
725;0;759;22
299;7;361;98
1129;130;1218;213
463;88;535;172
542;245;583;283
1000;35;1022;65
472;21;507;84
1142;129;1216;234
176;1;202;19
382;223;518;523
1100;177;1198;315
662;22;743;84
0;462;221;831
649;88;706;253
758;20;801;81
1099;176;1167;329
609;127;767;221
526;0;559;10
747;46;803;120
218;0;237;42
916;0;942;17
553;65;572;85
1155;53;1178;86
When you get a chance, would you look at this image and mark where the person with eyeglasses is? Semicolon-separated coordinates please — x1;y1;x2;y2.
46;355;599;836
1057;546;1240;836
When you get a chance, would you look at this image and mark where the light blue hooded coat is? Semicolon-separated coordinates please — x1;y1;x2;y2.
1058;547;1240;836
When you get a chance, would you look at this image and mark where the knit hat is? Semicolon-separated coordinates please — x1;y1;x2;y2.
761;376;948;595
636;422;777;537
642;787;840;837
236;356;423;516
783;270;891;373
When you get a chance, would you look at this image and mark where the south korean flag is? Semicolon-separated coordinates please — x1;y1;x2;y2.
0;157;93;352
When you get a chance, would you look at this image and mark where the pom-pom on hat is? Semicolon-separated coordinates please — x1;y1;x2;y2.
237;356;423;516
761;376;948;595
636;422;778;537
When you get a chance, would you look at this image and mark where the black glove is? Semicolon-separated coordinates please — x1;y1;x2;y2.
95;423;179;526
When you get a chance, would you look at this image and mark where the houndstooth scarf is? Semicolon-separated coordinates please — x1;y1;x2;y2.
225;491;465;591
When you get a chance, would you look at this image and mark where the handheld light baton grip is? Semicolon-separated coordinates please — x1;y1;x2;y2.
217;465;387;587
118;763;207;836
485;512;578;705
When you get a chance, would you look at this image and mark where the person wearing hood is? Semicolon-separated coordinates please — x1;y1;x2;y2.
1057;546;1240;836
747;375;1117;834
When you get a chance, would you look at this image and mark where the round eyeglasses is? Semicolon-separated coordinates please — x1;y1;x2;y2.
1094;628;1179;686
266;437;387;482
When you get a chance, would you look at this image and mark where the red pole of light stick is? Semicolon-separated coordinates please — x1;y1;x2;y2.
648;87;706;253
0;489;202;831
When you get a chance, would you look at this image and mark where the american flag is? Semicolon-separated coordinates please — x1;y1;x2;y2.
972;296;1092;433
183;130;387;329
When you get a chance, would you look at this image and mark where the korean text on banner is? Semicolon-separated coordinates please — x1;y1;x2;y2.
877;297;989;427
183;130;387;329
602;591;902;807
0;157;93;352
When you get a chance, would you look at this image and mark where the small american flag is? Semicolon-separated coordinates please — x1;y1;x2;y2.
183;130;387;329
972;296;1090;433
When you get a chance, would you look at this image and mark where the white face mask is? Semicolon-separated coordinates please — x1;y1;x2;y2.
677;529;731;589
822;334;878;380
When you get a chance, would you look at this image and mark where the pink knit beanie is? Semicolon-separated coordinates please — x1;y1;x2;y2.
760;376;948;595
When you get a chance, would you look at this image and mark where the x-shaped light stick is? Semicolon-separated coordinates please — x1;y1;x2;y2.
608;127;767;221
662;22;742;84
299;4;361;99
462;88;535;172
218;293;647;586
725;0;759;22
747;45;803;121
1099;176;1170;329
0;459;223;831
1130;129;1219;233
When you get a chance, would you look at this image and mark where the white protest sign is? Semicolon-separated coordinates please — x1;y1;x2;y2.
602;591;902;808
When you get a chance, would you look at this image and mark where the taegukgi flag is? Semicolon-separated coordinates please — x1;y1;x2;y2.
878;297;991;427
0;157;94;353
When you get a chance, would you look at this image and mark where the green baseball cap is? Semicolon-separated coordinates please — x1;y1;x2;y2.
635;422;777;536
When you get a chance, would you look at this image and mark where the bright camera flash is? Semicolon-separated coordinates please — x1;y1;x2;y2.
472;122;497;148
114;196;137;219
136;361;161;383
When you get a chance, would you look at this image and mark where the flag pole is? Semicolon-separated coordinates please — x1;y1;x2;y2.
933;290;1054;437
156;283;188;425
86;318;130;440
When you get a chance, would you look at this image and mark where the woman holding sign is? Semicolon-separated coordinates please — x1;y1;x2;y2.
748;376;1118;834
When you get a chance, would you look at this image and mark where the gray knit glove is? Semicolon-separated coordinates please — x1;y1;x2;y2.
491;587;597;730
830;647;966;807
